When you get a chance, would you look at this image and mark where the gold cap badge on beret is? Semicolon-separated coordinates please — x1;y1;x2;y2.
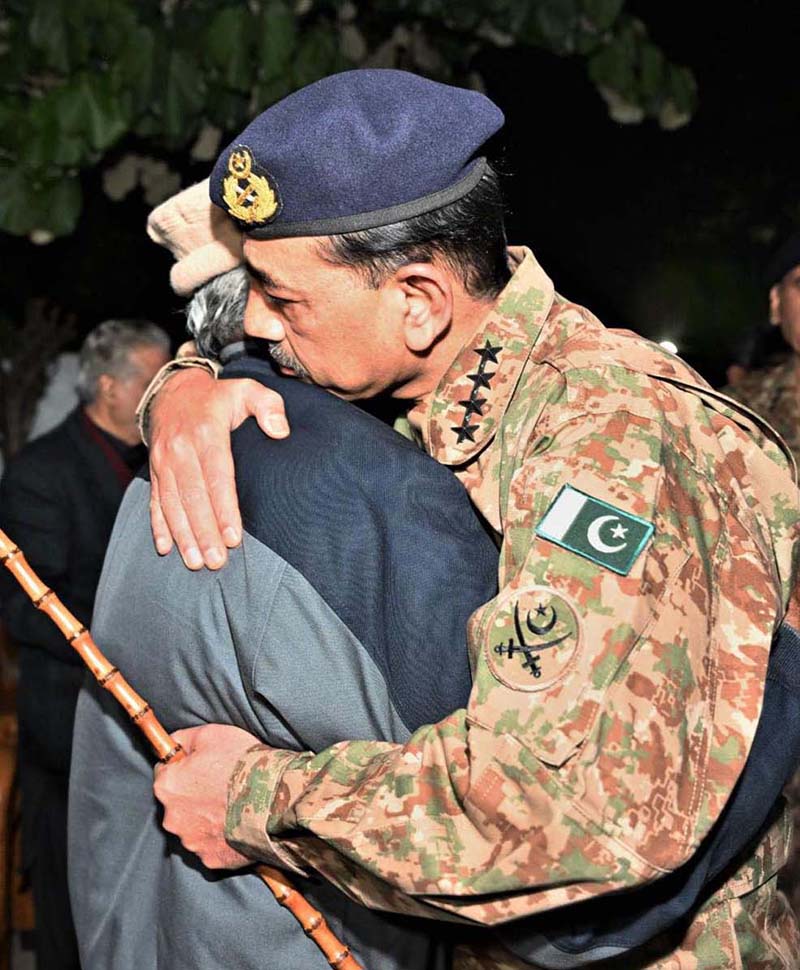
221;147;280;226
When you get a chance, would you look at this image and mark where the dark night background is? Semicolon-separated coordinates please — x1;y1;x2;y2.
2;2;798;388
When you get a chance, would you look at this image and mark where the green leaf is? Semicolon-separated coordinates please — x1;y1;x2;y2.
588;28;636;99
133;114;162;138
18;98;59;168
28;0;70;72
9;89;86;169
252;76;293;112
0;37;28;89
533;0;579;53
92;0;139;59
291;24;339;89
111;24;157;113
204;6;254;91
163;51;206;142
64;0;92;69
47;177;82;236
205;90;251;133
0;170;82;238
0;166;79;236
258;0;297;82
0;100;13;137
56;82;90;136
666;64;697;116
0;96;22;158
575;29;604;56
441;5;483;32
581;0;624;32
80;75;130;151
0;166;37;236
50;135;85;168
0;156;81;236
639;41;665;103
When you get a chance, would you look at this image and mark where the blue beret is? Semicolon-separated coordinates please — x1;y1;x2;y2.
209;69;504;239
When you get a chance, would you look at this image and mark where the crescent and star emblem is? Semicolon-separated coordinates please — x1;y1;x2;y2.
535;485;654;576
494;602;570;677
586;515;629;554
528;603;557;636
487;588;581;692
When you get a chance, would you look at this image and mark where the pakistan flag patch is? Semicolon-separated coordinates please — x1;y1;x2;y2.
536;485;654;576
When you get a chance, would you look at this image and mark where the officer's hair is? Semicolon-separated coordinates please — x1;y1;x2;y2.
76;319;170;404
319;163;510;300
185;266;249;360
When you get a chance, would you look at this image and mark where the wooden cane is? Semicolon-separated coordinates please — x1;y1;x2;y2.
0;529;362;970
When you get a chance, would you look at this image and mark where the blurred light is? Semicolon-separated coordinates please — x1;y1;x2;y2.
29;229;54;246
659;339;679;354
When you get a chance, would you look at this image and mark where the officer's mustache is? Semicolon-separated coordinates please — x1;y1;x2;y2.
267;341;311;380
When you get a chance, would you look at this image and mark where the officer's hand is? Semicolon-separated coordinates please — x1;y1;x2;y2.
153;723;260;870
148;368;290;570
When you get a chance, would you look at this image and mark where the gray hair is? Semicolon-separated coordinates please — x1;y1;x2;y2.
76;319;170;403
185;266;249;360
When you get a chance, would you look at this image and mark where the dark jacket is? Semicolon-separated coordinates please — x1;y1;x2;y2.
0;406;135;773
69;359;499;970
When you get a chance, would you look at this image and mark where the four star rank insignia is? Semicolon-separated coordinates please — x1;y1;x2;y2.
451;340;502;444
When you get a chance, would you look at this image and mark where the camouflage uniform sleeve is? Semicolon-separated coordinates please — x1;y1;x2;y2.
226;747;311;876
226;407;781;923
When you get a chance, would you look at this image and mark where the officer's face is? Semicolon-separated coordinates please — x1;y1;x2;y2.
242;236;411;400
770;264;800;356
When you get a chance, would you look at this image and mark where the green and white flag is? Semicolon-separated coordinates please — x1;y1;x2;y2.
535;485;654;576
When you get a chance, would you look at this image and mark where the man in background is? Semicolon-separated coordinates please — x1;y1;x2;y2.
726;229;800;461
0;319;169;970
725;229;800;920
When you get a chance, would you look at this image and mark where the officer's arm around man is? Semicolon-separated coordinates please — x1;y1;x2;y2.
140;70;800;968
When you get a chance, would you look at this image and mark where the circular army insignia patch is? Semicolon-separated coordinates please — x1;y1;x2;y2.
485;586;581;691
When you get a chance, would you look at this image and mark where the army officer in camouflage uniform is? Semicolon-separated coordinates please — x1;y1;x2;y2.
725;229;800;927
139;71;800;968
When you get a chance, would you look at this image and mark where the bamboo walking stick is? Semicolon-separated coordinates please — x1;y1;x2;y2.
0;528;362;970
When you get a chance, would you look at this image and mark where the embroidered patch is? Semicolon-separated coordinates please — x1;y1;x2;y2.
222;146;280;226
536;485;654;576
486;586;581;691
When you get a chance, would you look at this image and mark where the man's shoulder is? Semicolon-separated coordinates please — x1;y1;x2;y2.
224;356;400;434
519;314;795;478
545;307;701;388
725;360;791;409
225;357;454;491
524;309;705;424
223;359;479;565
1;410;80;482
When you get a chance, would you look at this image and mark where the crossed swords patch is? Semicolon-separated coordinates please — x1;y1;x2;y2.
486;586;581;691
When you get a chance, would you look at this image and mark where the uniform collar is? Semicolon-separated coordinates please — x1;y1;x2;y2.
773;355;798;392
407;246;554;465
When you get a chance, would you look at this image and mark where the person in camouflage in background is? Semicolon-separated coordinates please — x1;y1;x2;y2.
726;230;800;467
139;72;800;968
725;229;800;928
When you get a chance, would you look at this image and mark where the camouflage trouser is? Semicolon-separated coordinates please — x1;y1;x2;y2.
454;809;799;969
777;769;800;921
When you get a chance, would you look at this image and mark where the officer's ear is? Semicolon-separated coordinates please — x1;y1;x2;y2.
393;262;453;353
769;284;782;326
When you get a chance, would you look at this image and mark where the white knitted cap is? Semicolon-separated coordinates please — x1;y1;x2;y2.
147;179;243;296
